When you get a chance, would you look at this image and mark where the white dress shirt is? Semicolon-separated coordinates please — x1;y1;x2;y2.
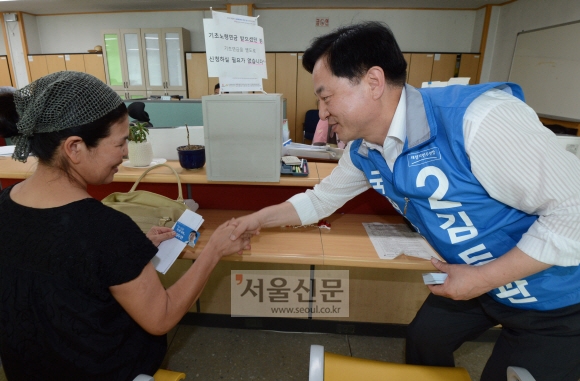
288;87;580;266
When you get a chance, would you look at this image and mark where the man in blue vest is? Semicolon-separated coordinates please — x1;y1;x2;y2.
230;21;580;380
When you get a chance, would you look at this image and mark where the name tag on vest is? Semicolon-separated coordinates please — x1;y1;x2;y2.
408;147;441;166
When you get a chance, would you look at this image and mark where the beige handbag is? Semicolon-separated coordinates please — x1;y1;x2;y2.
102;163;187;233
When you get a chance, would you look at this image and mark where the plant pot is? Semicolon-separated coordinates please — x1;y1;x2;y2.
177;145;205;170
128;141;154;167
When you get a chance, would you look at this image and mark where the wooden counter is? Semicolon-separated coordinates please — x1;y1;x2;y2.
320;214;434;270
182;209;324;265
0;157;320;186
178;209;435;271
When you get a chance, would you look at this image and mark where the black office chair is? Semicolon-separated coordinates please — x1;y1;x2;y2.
303;109;319;143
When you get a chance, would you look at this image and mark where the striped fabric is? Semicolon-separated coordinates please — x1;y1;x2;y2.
288;88;580;266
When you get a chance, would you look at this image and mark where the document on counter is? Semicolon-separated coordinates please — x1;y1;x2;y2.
362;222;440;260
152;209;204;274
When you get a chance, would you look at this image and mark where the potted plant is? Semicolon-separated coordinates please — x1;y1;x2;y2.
128;122;154;166
177;124;205;170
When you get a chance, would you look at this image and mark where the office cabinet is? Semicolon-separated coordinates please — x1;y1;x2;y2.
146;90;187;99
275;53;298;141
208;77;219;96
262;52;276;94
403;53;411;82
29;53;107;83
28;55;49;81
141;28;189;95
46;55;66;74
102;29;147;96
430;53;458;82
115;90;147;100
458;53;480;84
186;53;209;98
296;52;318;143
83;53;106;83
0;56;11;87
407;53;434;88
64;54;86;72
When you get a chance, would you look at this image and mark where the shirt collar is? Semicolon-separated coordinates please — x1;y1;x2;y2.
362;86;407;151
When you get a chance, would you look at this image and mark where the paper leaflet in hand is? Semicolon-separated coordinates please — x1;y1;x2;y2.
152;209;204;274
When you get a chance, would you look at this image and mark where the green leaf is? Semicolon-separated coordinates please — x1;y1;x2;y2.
128;121;149;143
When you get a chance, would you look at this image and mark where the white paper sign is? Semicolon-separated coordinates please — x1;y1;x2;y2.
203;10;267;79
219;76;263;92
211;10;258;26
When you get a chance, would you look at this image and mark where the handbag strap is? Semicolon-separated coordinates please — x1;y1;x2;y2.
129;163;184;202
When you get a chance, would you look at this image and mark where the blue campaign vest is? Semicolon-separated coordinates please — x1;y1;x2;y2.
351;83;580;311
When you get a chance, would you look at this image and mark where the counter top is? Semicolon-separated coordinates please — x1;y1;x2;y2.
0;157;326;187
182;209;436;270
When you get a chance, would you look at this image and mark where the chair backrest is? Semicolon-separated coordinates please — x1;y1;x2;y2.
303;109;320;142
310;344;472;381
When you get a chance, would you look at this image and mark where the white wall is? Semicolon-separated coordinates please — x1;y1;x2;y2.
471;7;486;52
34;10;208;53
33;8;481;54
478;6;501;83
486;0;580;81
256;9;478;52
22;13;41;54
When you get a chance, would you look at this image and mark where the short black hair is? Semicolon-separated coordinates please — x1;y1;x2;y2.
302;21;407;87
214;83;220;90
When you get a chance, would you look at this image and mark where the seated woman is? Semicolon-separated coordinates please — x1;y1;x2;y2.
128;101;153;127
0;71;251;380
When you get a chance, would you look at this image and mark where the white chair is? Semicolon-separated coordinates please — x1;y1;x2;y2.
507;366;536;381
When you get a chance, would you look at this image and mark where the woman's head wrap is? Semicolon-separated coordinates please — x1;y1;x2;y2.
12;71;123;162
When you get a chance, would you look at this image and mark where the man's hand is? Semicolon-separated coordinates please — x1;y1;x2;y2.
146;226;176;247
229;214;262;241
427;258;492;300
427;248;551;300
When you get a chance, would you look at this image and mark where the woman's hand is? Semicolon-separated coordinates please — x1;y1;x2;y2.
146;226;176;247
207;218;252;257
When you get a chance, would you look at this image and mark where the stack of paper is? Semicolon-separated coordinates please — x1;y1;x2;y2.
151;209;204;274
362;222;440;260
422;272;448;285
